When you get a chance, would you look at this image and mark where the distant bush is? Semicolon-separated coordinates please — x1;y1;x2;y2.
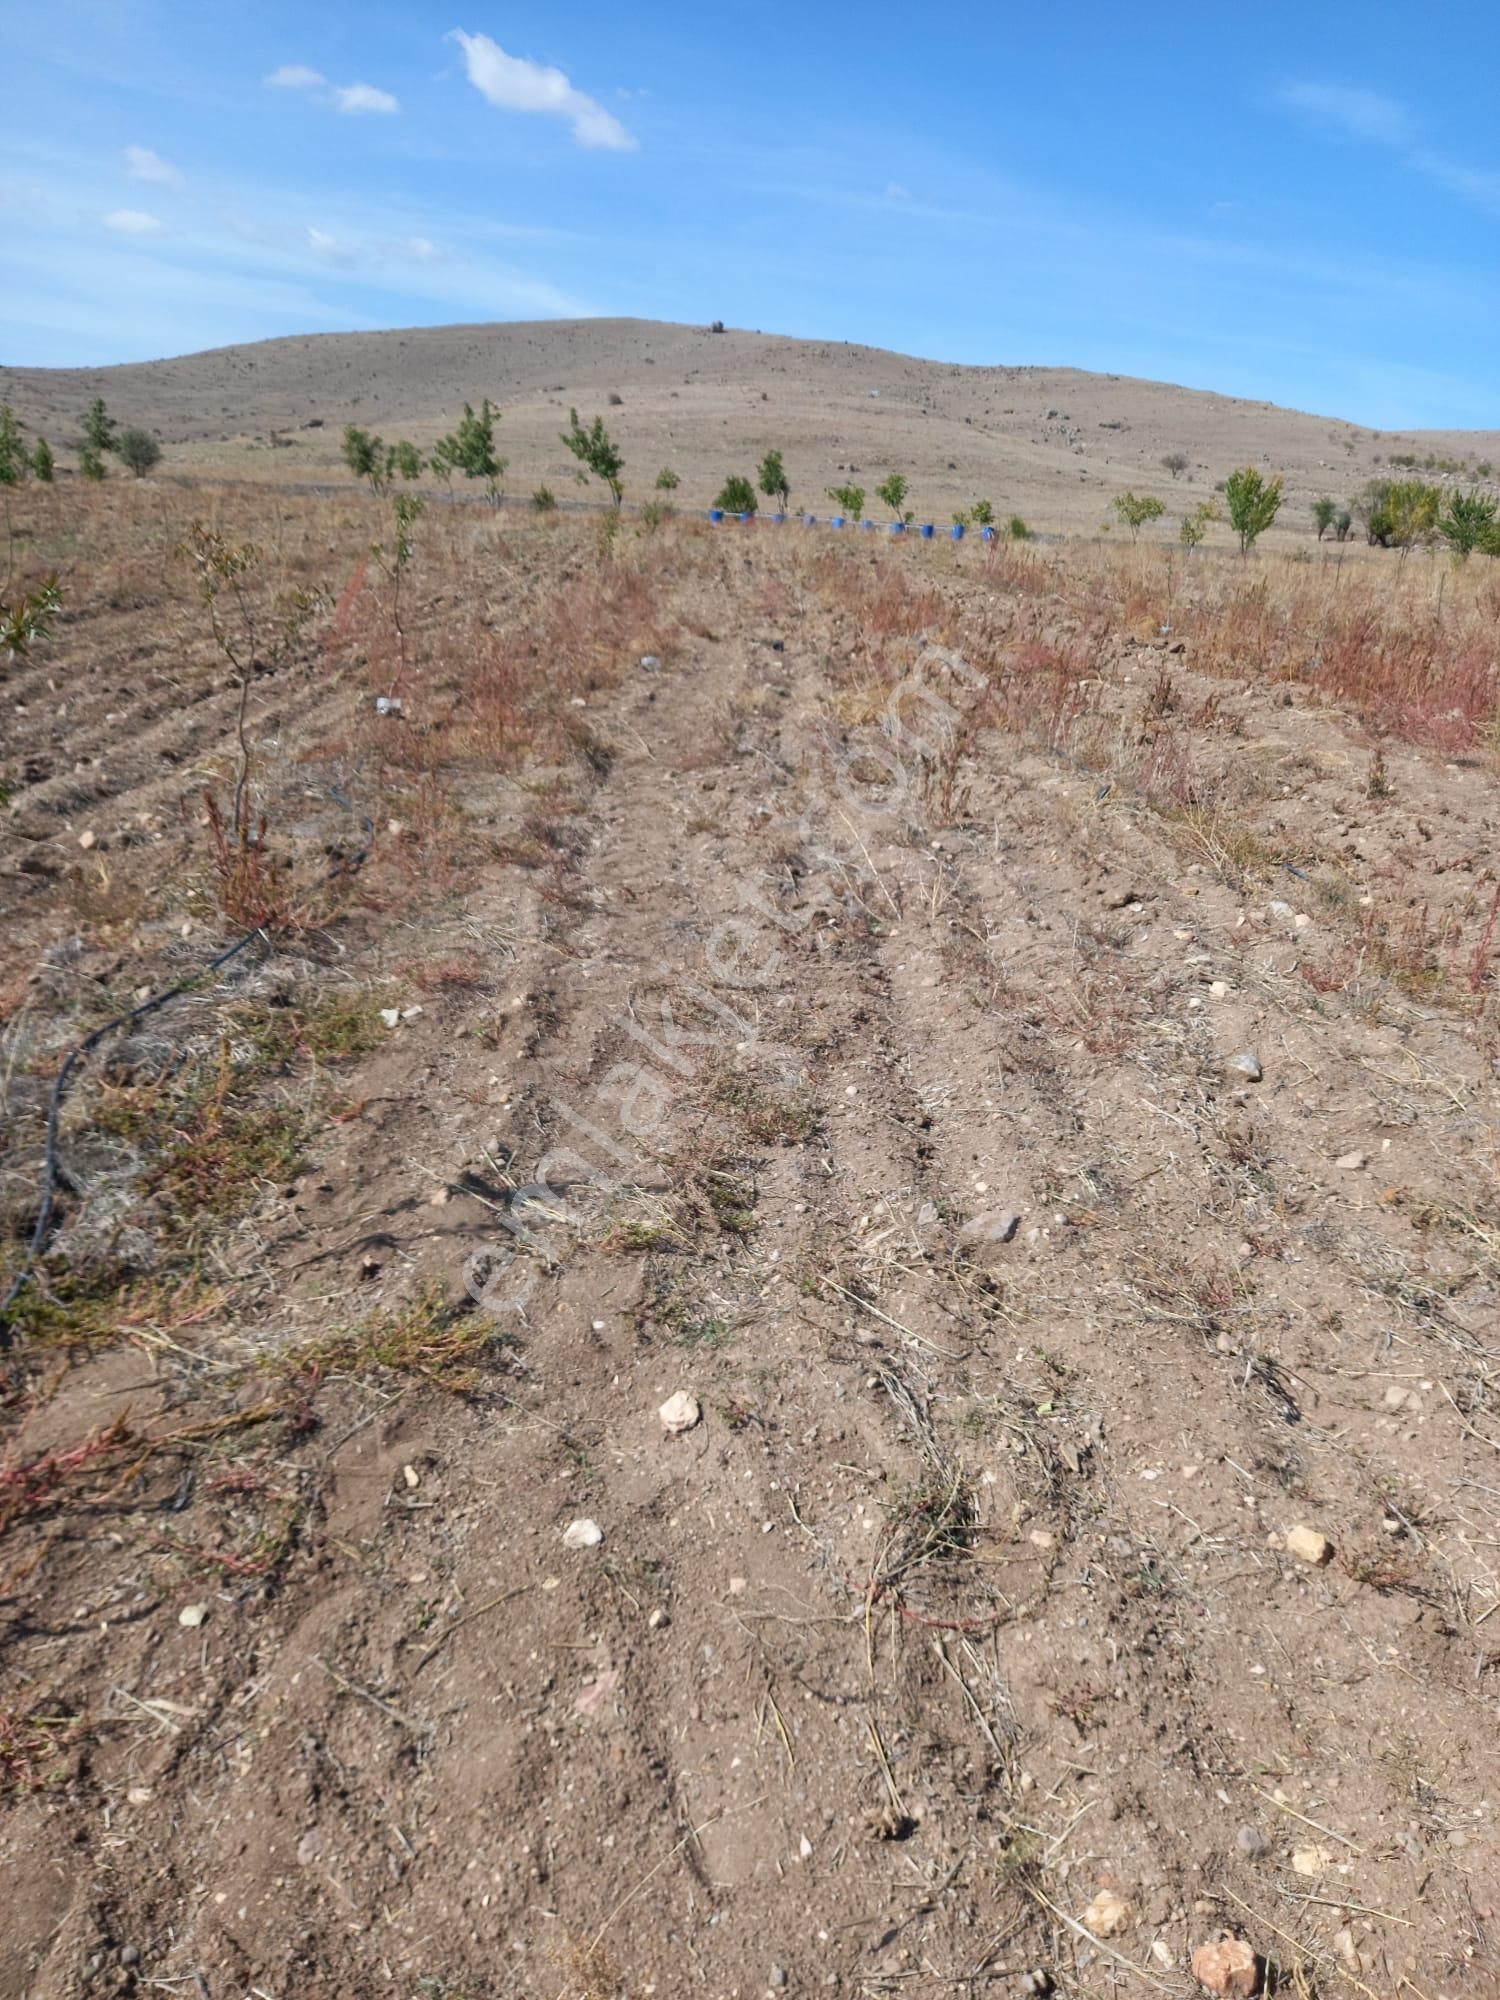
715;474;757;515
31;437;54;483
0;406;26;486
826;483;864;519
970;499;995;527
1006;514;1032;541
118;427;162;478
1438;489;1500;561
1161;452;1189;480
607;391;624;406
1311;497;1337;541
1359;477;1440;552
392;440;424;483
531;486;558;511
342;424;390;494
1179;499;1220;551
1332;506;1353;542
654;467;680;492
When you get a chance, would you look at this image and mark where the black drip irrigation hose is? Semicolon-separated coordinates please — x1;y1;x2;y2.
0;787;375;1351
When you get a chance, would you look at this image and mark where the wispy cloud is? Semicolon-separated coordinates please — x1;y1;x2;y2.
306;225;353;265
449;31;636;152
125;144;181;186
1279;83;1412;147
266;66;397;115
1278;80;1500;218
333;83;399;116
266;65;324;91
104;208;164;235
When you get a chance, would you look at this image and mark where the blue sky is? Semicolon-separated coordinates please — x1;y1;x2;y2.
3;1;1499;427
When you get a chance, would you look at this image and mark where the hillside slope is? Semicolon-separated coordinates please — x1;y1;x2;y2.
4;318;1498;535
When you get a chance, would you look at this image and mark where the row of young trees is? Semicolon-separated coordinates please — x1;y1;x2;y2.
0;398;161;486
341;403;627;509
1314;479;1500;558
1111;468;1283;554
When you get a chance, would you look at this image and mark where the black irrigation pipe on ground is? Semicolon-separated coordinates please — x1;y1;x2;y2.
0;791;375;1351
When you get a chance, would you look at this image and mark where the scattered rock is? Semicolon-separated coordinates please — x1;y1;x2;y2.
1021;1973;1053;1997
769;1969;788;1991
1267;899;1293;922
1189;1935;1262;1997
562;1518;603;1550
402;1463;420;1489
78;829;96;850
647;1606;669;1630
119;1946;140;1967
658;1391;701;1434
1333;1151;1366;1171
1227;1052;1263;1083
960;1208;1021;1247
1234;1824;1270;1859
1082;1889;1133;1938
639;654;660;671
1028;1529;1056;1551
728;1575;748;1596
798;1833;813;1860
1286;1525;1334;1566
573;1669;620;1718
1291;1845;1332;1876
177;1602;208;1629
1209;979;1230;998
1151;1940;1176;1969
296;1828;324;1866
379;1007;401;1028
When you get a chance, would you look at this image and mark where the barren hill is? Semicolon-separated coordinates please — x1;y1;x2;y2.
4;317;1498;535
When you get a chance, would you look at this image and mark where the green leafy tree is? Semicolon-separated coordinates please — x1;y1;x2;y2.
428;439;456;488
876;472;911;524
0;406;26;486
118;427;162;478
1006;514;1033;541
1178;499;1221;551
1332;506;1353;543
757;448;790;512
1161;452;1189;480
1223;466;1284;554
392;440;424;483
1383;479;1441;554
715;474;757;514
83;398;117;459
561;407;624;507
1110;491;1166;541
654;467;680;492
435;401;507;505
79;444;107;482
341;424;389;494
970;499;995;528
2;576;62;659
826;483;865;519
1311;497;1337;541
31;437;54;483
1438;489;1500;561
532;486;558;512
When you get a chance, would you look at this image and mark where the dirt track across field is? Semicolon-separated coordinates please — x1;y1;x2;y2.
2;489;1499;1998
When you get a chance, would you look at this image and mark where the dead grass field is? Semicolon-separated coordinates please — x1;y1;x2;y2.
2;467;1500;2000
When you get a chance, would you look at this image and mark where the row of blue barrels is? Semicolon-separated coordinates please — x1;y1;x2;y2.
705;509;995;541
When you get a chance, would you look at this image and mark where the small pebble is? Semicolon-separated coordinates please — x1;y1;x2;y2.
659;1391;701;1434
1235;1824;1270;1859
562;1518;603;1550
1228;1051;1263;1083
1286;1524;1334;1566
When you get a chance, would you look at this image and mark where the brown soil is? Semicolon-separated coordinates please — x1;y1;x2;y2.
2;476;1499;2000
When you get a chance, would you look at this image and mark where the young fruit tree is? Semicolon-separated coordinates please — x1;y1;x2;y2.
31;438;54;483
1437;489;1499;561
826;483;865;520
654;467;680;492
1110;491;1166;541
1311;497;1338;541
438;401;506;506
758;449;791;513
0;407;26;486
561;408;624;507
876;472;911;524
1161;452;1189;480
342;425;391;495
1223;467;1284;554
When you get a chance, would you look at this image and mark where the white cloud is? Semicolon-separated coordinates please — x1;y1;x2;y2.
104;208;164;235
306;225;353;265
333;82;399;115
1279;81;1500;219
449;30;636;151
267;64;325;90
404;236;439;261
1279;83;1412;147
125;145;181;186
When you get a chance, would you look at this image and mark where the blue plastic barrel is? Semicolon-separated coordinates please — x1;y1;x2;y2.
737;512;750;523
861;519;874;532
804;513;817;527
980;525;997;542
951;523;965;540
771;512;785;525
831;515;845;529
890;521;905;535
919;523;934;539
708;508;723;523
